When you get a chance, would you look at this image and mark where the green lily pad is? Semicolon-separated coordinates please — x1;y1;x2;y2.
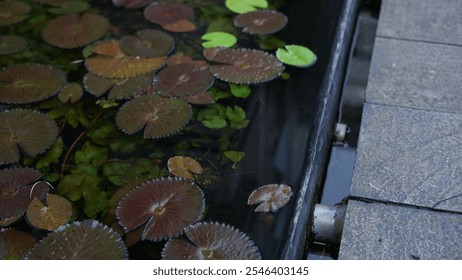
225;0;268;14
230;84;251;98
201;32;237;48
223;150;245;169
276;44;317;68
0;35;27;55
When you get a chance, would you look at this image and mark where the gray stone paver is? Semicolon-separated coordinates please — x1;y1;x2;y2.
366;37;462;113
339;200;462;260
377;0;462;45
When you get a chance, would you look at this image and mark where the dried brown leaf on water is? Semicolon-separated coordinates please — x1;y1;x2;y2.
247;183;293;212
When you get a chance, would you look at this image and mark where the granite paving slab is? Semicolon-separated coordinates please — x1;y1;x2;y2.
339;200;462;259
350;103;462;212
366;37;462;113
377;0;462;45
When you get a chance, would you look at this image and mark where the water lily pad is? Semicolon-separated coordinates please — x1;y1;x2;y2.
161;19;196;33
83;72;153;99
0;35;27;55
120;29;174;58
26;194;72;231
203;47;284;84
162;222;261;260
116;94;192;139
0;1;31;27
166;53;193;66
276;44;317;67
153;64;215;98
247;183;293;212
58;82;83;103
113;0;152;9
201;32;237;48
47;1;90;15
85;40;166;78
144;2;194;25
0;229;36;260
0;64;66;104
167;156;203;179
116;177;205;241
0;168;49;220
0;215;22;227
41;13;110;49
25;220;128;259
184;91;215;105
225;0;268;14
234;10;287;35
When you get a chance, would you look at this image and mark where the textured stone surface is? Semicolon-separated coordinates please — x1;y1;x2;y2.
339;200;462;260
377;0;462;45
366;38;462;113
351;104;462;212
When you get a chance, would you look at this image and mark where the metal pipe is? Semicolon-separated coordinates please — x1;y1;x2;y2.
312;204;347;245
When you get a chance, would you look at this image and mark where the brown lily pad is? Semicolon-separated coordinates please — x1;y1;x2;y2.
153;63;214;98
85;40;166;78
0;35;27;55
83;72;153;99
0;64;66;104
203;47;284;84
112;0;151;9
166;53;193;66
116;177;205;241
162;222;261;260
25;220;128;259
0;1;31;27
47;1;90;15
167;156;203;179
58;82;83;103
0;215;22;227
41;13;110;49
26;194;72;231
184;91;215;105
120;29;174;58
0;109;59;164
247;183;293;212
144;2;194;25
115;94;192;139
0;229;36;260
162;19;196;33
234;10;288;35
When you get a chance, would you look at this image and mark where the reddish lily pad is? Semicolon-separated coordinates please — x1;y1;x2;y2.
58;82;83;103
162;222;261;260
144;2;194;25
116;177;205;241
184;91;215;105
113;0;151;9
166;53;193;66
0;109;59;164
0;215;22;227
0;64;66;104
153;63;214;98
203;47;284;84
26;194;72;231
120;29;174;58
0;35;27;55
0;229;36;260
25;220;128;259
115;94;192;139
234;10;288;35
0;168;49;220
161;19;196;33
0;1;31;27
167;156;203;179
83;72;153;99
41;13;110;49
85;40;166;78
247;183;293;212
47;1;90;15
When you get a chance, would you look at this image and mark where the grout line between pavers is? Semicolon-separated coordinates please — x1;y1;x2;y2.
364;100;462;117
376;34;462;48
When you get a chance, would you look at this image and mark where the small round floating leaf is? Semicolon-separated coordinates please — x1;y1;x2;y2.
234;10;288;35
225;0;268;14
167;156;203;180
203;47;284;84
0;1;31;27
41;13;110;49
113;0;152;9
48;1;90;15
26;194;72;231
247;183;293;212
276;44;317;68
162;222;261;260
0;110;59;164
116;177;205;241
116;94;192;139
0;35;27;55
184;91;215;105
144;2;194;25
0;229;36;260
0;64;66;104
58;83;83;103
120;29;174;58
153;64;214;98
201;32;237;48
25;220;128;259
161;19;196;33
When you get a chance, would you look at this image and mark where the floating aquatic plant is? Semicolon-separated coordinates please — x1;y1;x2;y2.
0;35;27;55
120;29;174;58
234;10;288;35
83;72;153;99
115;94;192;139
0;1;31;27
0;229;36;260
113;0;152;9
0;110;59;164
223;150;245;169
144;2;196;32
247;183;293;212
58;83;83;103
201;32;237;48
167;156;203;180
166;53;193;66
162;222;261;260
46;1;90;15
184;91;215;105
276;44;317;68
26;194;72;231
85;40;166;78
225;0;268;14
41;13;110;49
0;64;66;104
25;220;128;259
203;47;284;84
116;177;205;241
